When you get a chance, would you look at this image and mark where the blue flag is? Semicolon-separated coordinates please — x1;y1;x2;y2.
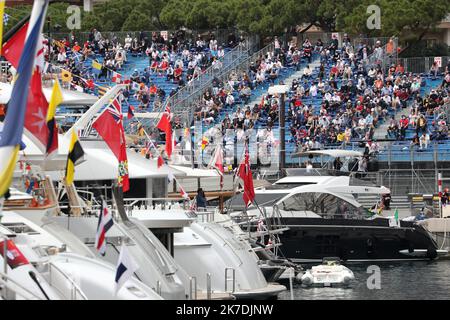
0;2;48;197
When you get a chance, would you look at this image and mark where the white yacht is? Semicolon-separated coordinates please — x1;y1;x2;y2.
0;211;161;300
226;174;442;262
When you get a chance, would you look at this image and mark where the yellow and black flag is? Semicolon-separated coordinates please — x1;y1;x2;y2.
65;130;85;185
46;79;63;156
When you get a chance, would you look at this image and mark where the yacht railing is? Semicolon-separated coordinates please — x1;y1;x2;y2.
123;197;191;212
160;40;251;125
194;209;216;223
189;276;197;300
206;273;212;300
47;262;88;300
0;272;44;300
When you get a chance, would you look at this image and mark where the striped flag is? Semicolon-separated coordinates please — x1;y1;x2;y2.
3;13;9;26
201;136;208;150
112;72;122;84
394;208;400;227
127;105;134;119
45;79;63;156
0;0;5;52
209;144;224;190
179;184;189;200
0;2;47;198
65;130;85;185
115;245;139;294
92;60;102;70
95;198;114;256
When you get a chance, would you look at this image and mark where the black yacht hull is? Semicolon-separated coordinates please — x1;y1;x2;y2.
271;217;439;263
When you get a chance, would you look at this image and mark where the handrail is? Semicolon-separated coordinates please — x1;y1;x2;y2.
206;273;212;300
164;40;251;124
0;272;44;300
48;262;88;300
189;276;197;300
170;41;274;127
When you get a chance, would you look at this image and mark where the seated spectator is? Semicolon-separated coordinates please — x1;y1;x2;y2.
419;132;430;150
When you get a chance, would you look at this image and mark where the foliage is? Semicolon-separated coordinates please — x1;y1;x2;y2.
3;0;448;48
343;0;449;42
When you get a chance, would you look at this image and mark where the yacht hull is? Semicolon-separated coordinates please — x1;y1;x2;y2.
271;218;439;263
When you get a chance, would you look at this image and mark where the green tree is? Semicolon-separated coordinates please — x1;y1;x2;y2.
160;0;193;29
342;0;449;43
121;8;156;31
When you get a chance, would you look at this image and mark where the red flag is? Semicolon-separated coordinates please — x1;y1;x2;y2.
24;71;50;152
210;144;224;190
0;239;30;269
157;113;172;159
93;100;129;192
92;110;122;160
157;155;164;168
2;22;29;68
238;149;255;206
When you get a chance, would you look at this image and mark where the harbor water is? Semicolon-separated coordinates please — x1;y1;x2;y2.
278;260;450;300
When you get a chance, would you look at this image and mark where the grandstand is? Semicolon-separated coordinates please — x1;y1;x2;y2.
1;20;448;195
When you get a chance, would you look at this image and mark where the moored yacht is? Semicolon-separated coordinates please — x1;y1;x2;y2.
0;211;162;300
227;176;442;262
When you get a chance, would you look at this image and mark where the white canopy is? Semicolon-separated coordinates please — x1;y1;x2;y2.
291;149;364;158
0;82;98;105
169;165;220;178
17;133;183;180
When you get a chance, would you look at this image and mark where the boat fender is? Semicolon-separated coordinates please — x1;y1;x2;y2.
366;238;373;247
343;276;351;285
301;273;313;286
427;246;437;259
296;272;303;282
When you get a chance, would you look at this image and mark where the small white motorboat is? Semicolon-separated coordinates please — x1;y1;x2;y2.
301;257;354;287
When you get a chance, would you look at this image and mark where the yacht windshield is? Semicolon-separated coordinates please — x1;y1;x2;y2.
280;192;368;218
